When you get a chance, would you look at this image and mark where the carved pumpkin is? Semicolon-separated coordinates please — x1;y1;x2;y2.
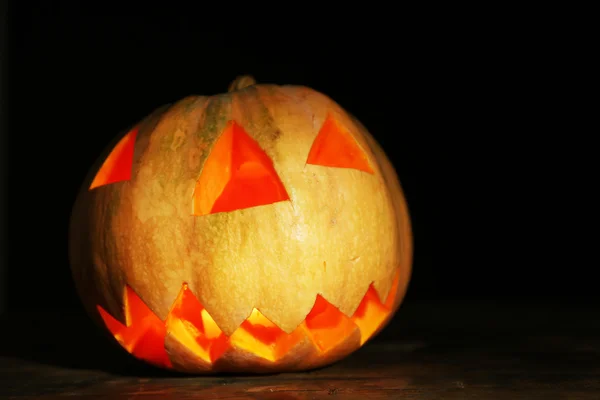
69;76;413;373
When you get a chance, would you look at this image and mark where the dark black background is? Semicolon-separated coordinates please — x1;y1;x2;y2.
0;5;587;317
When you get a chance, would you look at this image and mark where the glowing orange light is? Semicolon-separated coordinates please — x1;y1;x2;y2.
351;270;400;345
306;114;373;174
89;128;138;190
97;271;400;368
192;120;289;216
96;286;171;368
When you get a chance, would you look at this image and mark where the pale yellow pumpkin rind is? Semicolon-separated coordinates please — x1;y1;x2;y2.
69;79;413;372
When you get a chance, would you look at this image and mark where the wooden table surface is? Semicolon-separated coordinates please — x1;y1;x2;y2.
1;301;599;399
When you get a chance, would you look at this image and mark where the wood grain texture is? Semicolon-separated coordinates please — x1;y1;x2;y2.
1;301;599;399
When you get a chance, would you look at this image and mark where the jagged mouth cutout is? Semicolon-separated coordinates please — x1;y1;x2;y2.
90;115;387;368
97;270;399;369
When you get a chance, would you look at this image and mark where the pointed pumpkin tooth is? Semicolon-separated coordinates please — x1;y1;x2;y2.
164;283;230;365
97;286;171;369
225;308;305;363
164;332;215;373
301;294;361;354
370;274;393;303
203;304;257;338
351;284;393;345
213;328;313;373
96;268;401;373
339;281;374;318
298;322;362;371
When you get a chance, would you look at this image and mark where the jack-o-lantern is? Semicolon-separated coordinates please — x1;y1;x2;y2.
69;76;412;374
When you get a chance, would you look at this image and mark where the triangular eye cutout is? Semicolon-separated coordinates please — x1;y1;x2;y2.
306;115;373;174
89;128;138;190
192;120;290;216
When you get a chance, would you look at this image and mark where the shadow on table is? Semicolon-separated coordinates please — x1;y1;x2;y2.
0;310;185;377
0;309;413;378
10;299;589;378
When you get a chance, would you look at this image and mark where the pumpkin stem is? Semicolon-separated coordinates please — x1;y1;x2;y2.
228;75;257;92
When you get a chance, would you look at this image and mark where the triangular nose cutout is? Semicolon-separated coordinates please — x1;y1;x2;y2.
193;120;290;216
306;115;373;174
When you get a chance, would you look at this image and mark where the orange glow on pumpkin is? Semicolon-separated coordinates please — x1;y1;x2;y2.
306;115;373;174
192;120;290;216
229;309;306;362
89;127;138;190
96;286;171;368
352;274;400;345
97;270;400;369
304;295;359;352
164;284;229;363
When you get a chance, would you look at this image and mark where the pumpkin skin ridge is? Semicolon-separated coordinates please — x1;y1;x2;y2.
69;102;179;326
357;122;414;317
75;86;400;333
260;86;400;324
69;77;412;373
163;86;393;335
